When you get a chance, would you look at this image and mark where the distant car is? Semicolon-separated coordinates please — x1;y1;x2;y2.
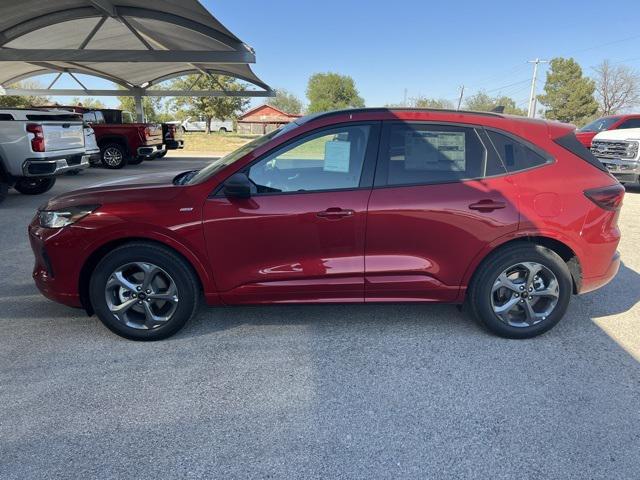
0;108;88;203
181;117;233;133
30;108;622;341
576;114;640;148
591;127;640;185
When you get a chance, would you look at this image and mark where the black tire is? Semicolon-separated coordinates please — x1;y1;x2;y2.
101;143;129;169
14;177;56;195
89;242;200;341
128;156;144;165
467;243;572;339
219;127;228;133
0;180;8;203
156;151;167;159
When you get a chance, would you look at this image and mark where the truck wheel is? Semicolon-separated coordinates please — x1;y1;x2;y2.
101;144;128;169
0;180;8;203
219;127;228;133
14;177;56;195
128;156;144;165
156;151;167;159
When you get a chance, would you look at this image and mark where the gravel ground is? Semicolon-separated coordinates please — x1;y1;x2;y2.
1;157;639;479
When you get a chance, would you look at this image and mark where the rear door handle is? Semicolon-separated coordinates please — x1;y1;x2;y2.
468;199;506;212
316;207;355;219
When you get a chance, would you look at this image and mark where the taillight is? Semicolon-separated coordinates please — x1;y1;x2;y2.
584;184;625;211
26;123;45;152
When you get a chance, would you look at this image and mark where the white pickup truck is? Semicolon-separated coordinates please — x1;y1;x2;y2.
180;116;233;133
0;108;88;203
591;128;640;185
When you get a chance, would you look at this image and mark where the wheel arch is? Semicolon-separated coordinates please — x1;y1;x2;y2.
464;235;582;298
78;237;213;315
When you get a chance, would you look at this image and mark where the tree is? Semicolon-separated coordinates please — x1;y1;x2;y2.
464;91;527;116
170;74;250;133
267;88;303;115
70;97;105;109
0;80;49;108
306;72;365;113
593;60;640;116
538;57;598;125
411;97;454;109
117;87;163;122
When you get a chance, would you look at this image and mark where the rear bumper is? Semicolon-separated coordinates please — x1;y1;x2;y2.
22;154;90;177
165;139;184;150
580;251;620;294
137;144;166;159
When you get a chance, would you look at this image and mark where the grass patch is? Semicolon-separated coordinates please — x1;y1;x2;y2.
182;132;260;153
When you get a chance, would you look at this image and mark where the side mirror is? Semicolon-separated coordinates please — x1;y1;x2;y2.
223;172;253;199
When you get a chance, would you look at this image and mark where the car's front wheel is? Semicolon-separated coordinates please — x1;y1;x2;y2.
467;244;572;339
14;177;56;195
89;243;200;340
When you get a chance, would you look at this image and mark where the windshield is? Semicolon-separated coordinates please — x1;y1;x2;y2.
184;122;299;185
579;117;620;133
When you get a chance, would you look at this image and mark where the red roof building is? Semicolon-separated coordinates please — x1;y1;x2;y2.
237;104;301;134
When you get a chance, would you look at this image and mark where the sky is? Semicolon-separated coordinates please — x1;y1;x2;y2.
40;0;640;112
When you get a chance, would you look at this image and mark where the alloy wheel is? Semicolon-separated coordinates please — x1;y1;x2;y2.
490;262;560;328
105;262;179;330
103;147;123;167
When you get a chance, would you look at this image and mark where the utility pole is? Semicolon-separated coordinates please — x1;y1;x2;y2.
403;88;408;107
527;58;548;118
457;85;465;110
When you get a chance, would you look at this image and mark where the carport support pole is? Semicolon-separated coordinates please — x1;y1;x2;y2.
133;88;145;123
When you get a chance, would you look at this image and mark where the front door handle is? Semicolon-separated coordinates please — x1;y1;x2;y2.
468;199;506;212
316;207;355;219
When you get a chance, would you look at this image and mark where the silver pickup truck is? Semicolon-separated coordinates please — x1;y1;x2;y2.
0;108;89;203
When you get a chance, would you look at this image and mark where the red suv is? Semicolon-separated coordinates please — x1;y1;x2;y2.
29;109;623;341
576;114;640;148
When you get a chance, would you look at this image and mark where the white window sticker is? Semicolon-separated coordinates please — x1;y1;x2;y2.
404;131;465;170
323;140;351;173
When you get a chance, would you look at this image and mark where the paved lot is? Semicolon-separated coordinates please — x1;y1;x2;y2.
1;156;639;479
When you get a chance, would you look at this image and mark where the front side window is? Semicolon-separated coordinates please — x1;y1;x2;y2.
380;123;502;186
486;130;551;172
247;125;371;193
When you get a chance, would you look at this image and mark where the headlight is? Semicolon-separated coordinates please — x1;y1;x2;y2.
38;205;99;228
627;141;639;158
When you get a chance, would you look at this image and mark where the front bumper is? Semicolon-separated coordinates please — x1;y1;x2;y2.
137;144;166;159
29;221;84;308
165;139;184;150
597;158;639;183
23;154;90;177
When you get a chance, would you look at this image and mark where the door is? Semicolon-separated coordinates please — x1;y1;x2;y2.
365;122;520;302
203;122;380;304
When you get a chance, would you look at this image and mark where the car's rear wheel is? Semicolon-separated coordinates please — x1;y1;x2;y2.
467;244;572;339
101;144;128;169
156;151;167;158
14;177;56;195
0;179;8;203
128;156;144;165
89;243;200;341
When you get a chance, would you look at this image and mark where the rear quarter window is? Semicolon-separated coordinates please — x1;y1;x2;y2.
486;130;551;172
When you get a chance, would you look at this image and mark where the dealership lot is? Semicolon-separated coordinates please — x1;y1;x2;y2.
1;157;639;479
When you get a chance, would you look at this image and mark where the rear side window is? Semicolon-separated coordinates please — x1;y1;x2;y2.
486;130;551;172
554;132;607;172
378;123;505;187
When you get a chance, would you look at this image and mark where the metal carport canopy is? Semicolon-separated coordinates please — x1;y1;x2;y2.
0;0;273;120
